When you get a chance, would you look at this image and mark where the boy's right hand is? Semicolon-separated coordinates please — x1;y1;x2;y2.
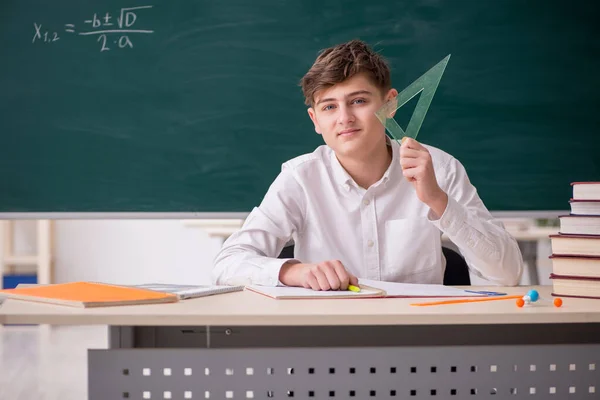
279;260;358;291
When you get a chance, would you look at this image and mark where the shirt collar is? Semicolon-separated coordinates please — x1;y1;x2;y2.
330;149;354;191
382;136;399;184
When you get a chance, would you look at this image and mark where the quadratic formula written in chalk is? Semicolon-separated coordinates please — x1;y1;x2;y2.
32;5;154;52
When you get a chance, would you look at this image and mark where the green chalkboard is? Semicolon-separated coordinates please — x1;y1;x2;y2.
1;0;599;213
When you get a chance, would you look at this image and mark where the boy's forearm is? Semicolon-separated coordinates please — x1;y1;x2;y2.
279;260;302;286
435;197;523;285
425;190;449;220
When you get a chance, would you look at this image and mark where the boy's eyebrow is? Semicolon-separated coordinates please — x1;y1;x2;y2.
315;90;373;106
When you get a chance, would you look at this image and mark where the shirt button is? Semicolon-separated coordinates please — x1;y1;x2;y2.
363;199;370;206
367;240;374;247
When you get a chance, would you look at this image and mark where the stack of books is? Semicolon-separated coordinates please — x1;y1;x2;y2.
550;182;600;299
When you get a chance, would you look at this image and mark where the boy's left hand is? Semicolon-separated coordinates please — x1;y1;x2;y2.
399;137;448;218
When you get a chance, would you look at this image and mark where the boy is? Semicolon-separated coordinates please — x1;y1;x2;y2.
213;40;523;290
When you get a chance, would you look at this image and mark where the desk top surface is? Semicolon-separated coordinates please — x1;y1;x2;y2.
1;285;598;326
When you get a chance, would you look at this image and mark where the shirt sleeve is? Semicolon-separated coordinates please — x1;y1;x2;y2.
212;166;306;286
427;157;524;286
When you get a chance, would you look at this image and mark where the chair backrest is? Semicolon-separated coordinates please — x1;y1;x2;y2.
277;245;471;286
278;245;295;259
441;246;471;286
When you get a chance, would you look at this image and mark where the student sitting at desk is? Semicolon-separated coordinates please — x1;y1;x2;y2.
213;40;523;290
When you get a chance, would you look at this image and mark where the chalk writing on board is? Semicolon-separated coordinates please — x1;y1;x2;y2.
32;5;153;52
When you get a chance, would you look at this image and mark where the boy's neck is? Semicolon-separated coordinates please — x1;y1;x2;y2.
336;141;392;190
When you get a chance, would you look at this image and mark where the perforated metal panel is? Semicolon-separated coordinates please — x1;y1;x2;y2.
89;345;599;399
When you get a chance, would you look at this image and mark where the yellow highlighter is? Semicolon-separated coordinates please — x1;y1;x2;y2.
348;284;361;293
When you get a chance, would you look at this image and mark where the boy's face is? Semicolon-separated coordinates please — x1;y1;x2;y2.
308;73;397;159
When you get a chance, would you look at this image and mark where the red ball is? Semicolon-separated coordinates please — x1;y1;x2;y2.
516;298;525;308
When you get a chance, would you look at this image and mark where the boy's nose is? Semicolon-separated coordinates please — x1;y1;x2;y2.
337;106;355;124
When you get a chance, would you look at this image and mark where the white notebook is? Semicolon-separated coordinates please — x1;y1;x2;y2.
246;284;385;299
133;283;244;299
246;279;488;300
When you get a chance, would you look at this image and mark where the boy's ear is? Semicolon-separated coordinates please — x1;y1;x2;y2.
386;88;398;101
385;88;399;118
307;108;322;135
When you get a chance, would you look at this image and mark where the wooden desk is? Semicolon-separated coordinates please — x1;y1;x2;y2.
1;285;599;399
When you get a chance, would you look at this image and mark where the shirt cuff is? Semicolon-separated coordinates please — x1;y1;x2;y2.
427;196;467;237
253;258;299;286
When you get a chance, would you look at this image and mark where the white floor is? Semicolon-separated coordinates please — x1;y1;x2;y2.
0;324;107;400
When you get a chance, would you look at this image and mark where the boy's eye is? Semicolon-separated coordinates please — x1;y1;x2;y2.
322;104;336;111
352;98;366;104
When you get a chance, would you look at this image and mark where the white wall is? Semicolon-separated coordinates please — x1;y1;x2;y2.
1;219;552;286
2;220;223;285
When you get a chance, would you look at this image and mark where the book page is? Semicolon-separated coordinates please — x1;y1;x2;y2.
135;283;242;294
245;285;383;299
133;283;244;299
359;279;486;297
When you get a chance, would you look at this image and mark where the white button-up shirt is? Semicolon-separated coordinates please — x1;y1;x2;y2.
213;139;523;286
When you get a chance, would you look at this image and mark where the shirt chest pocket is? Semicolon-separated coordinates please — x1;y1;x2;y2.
384;217;441;280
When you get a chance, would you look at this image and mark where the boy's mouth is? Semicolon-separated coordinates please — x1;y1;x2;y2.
338;128;360;137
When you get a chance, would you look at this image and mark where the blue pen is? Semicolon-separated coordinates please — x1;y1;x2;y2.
464;290;507;296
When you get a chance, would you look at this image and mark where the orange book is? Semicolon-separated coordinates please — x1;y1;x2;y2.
0;282;178;308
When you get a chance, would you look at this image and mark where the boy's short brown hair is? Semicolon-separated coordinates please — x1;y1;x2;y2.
300;39;391;107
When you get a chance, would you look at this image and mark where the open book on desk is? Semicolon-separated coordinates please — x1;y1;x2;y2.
246;279;493;300
132;283;244;300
